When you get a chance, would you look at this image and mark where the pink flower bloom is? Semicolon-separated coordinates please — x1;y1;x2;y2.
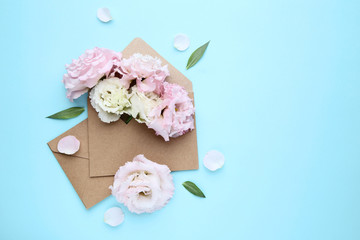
112;54;169;95
63;47;122;101
147;82;195;141
110;155;174;214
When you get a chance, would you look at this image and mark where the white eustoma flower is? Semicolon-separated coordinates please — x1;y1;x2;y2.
127;86;162;123
110;154;174;214
89;77;131;123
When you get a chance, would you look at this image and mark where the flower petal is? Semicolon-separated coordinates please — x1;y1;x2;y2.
104;207;124;227
203;150;225;171
57;135;80;155
174;34;190;51
97;8;112;23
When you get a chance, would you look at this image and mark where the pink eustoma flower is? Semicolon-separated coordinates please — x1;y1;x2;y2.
63;47;122;101
147;82;195;141
112;54;169;95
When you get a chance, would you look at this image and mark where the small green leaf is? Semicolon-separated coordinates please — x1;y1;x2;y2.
186;41;210;70
46;107;85;119
120;114;133;124
125;115;133;124
182;181;206;198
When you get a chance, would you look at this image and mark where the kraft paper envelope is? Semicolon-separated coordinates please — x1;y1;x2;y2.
48;120;113;209
88;38;199;177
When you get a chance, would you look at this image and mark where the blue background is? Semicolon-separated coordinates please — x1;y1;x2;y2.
1;0;360;239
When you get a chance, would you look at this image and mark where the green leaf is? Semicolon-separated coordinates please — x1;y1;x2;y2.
46;107;85;119
125;115;133;124
186;41;210;70
182;181;206;198
120;114;133;124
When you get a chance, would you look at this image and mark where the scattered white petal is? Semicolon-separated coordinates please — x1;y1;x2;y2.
104;207;124;227
97;8;112;23
57;135;80;155
174;34;190;51
203;150;225;171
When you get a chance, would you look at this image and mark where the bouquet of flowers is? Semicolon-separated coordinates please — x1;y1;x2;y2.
63;48;195;141
48;39;215;225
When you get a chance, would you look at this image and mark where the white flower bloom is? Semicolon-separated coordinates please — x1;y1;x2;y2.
89;78;131;123
127;86;162;123
110;155;174;214
93;106;121;123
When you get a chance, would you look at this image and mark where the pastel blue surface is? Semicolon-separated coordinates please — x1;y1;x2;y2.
1;0;360;239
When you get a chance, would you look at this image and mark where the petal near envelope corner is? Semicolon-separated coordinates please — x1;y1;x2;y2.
47;120;113;209
47;120;88;159
57;135;80;155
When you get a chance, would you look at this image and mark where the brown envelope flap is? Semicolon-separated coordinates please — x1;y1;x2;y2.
122;38;193;93
47;120;113;209
48;120;89;159
51;153;113;209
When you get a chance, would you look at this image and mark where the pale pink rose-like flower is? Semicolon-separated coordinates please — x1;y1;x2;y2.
147;82;195;141
63;47;122;101
110;154;174;214
111;54;169;95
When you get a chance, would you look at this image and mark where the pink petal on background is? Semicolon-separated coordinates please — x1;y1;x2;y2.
203;150;225;171
104;207;124;227
57;135;80;155
174;34;190;51
97;8;112;23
